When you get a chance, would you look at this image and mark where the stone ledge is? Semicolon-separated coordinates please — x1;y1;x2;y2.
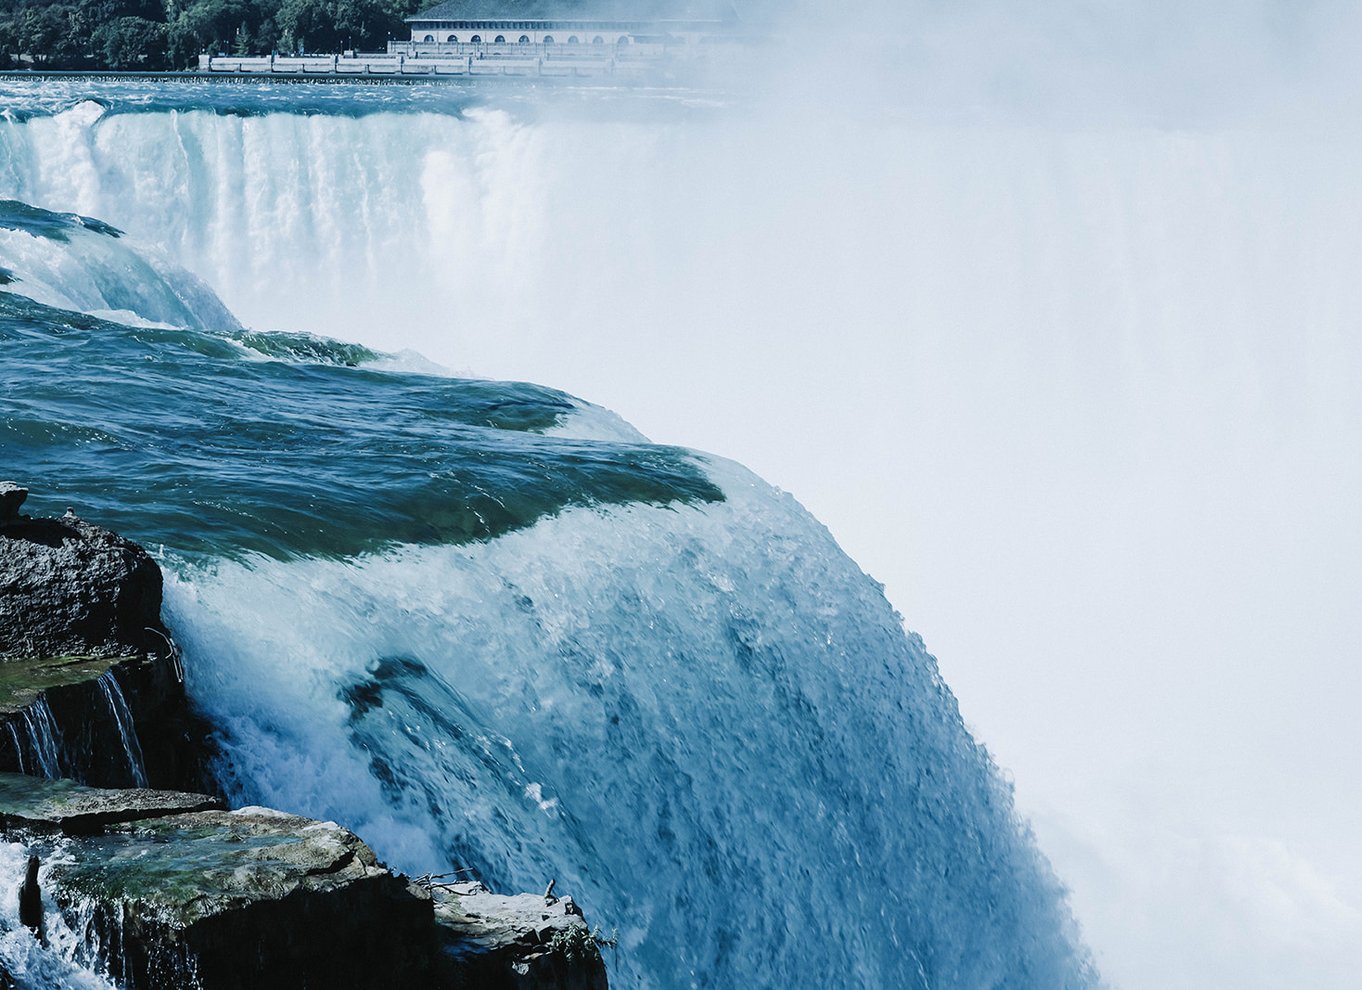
0;772;223;835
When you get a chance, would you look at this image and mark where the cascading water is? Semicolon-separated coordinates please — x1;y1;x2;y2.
0;843;118;989
95;673;149;791
16;700;61;780
0;82;1098;987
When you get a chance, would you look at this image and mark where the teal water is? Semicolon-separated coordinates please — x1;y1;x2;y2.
0;290;720;559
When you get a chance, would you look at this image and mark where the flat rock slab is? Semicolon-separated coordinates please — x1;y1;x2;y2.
0;654;132;715
50;807;394;924
0;772;222;835
43;807;434;989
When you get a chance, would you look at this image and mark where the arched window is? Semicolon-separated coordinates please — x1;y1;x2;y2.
494;34;505;43
567;35;578;43
543;35;555;44
592;35;604;44
423;34;434;42
471;34;481;42
617;35;630;45
518;35;529;43
447;34;457;43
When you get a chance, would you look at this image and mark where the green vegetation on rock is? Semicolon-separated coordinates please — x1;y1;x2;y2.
0;654;131;714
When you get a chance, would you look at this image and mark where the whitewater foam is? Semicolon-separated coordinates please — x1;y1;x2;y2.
163;456;1095;988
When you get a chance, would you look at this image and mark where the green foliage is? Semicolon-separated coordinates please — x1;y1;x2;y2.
0;0;422;68
275;0;409;54
546;924;617;966
93;16;168;68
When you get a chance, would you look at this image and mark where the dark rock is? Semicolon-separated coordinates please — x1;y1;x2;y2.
44;806;437;990
0;512;166;660
18;854;42;936
0;776;610;990
432;882;610;990
0;483;26;525
0;498;214;792
0;772;223;835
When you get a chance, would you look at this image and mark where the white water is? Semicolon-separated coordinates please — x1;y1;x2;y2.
0;843;117;989
2;5;1361;983
96;673;149;790
163;456;1092;987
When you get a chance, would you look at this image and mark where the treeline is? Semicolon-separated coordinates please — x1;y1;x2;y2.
0;0;422;70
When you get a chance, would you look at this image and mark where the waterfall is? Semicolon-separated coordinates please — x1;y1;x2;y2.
95;672;149;790
16;701;62;781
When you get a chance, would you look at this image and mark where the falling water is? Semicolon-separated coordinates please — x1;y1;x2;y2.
95;672;148;790
17;701;62;780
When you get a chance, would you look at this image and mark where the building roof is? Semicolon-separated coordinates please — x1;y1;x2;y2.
406;0;738;24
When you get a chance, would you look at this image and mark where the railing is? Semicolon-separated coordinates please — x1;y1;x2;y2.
389;40;673;58
199;44;692;79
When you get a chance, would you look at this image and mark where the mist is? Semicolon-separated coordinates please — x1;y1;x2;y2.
5;2;1362;984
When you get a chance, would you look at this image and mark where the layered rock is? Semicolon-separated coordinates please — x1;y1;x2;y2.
0;775;608;989
46;806;435;989
0;485;210;790
0;772;223;835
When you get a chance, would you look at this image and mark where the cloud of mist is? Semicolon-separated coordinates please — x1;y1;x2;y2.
738;0;1362;126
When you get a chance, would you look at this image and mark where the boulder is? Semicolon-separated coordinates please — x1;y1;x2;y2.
43;806;436;989
0;511;167;661
432;882;610;990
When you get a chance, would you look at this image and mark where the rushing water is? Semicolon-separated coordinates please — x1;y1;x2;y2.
0;83;1096;988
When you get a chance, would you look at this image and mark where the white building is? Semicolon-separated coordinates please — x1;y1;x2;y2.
402;0;739;49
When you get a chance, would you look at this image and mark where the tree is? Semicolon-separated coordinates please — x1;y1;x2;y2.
93;15;168;68
276;0;408;54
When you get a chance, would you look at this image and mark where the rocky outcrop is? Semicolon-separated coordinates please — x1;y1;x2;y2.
0;775;608;989
0;485;212;791
46;806;435;989
432;883;610;990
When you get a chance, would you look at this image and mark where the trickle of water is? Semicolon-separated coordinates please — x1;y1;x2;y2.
6;724;28;776
96;671;148;789
19;700;63;779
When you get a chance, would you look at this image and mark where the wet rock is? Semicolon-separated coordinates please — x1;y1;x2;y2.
18;854;42;936
0;775;610;989
0;496;213;791
0;772;222;835
432;881;610;990
0;509;166;661
0;483;26;525
44;807;436;990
